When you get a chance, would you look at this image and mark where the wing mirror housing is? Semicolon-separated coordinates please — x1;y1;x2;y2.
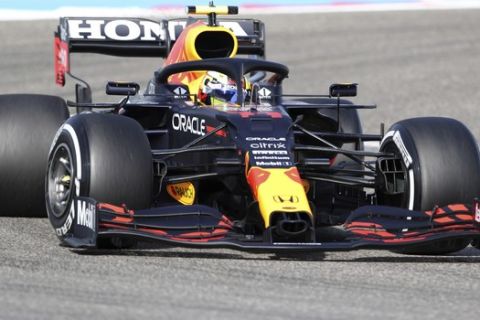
106;81;140;96
329;83;357;97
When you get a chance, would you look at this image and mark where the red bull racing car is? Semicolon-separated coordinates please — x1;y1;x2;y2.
1;4;480;255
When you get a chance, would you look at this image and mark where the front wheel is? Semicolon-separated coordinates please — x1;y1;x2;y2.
377;117;480;254
46;113;153;246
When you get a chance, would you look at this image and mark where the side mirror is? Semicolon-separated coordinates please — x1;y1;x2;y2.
329;83;357;97
106;81;140;96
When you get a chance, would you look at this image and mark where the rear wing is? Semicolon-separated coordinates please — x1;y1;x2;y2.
54;17;265;86
54;17;169;86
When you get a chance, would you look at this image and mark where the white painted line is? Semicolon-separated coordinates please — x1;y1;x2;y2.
0;8;160;21
2;2;480;21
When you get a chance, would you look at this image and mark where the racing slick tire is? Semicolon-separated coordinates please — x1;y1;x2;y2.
46;113;153;248
378;117;480;254
0;94;69;217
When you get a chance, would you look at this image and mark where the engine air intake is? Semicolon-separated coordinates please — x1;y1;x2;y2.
195;31;236;59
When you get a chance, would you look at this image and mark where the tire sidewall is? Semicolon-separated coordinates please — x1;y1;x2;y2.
46;119;90;232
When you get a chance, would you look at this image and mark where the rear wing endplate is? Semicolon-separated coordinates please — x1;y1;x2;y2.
54;17;265;86
54;17;169;86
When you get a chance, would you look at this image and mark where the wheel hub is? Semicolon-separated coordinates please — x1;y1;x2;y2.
48;144;74;218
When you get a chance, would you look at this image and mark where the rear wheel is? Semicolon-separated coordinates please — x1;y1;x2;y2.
46;113;153;247
378;117;480;254
0;94;69;217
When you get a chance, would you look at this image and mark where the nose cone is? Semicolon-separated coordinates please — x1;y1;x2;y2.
246;166;313;228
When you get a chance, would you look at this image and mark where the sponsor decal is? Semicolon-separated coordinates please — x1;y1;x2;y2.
173;86;188;96
167;182;195;205
76;200;96;232
252;153;292;167
67;19;165;41
256;161;291;166
54;36;69;86
252;156;291;161
252;150;288;155
246;137;286;142
55;199;96;236
247;137;287;150
273;195;299;203
55;205;75;236
56;44;68;68
393;131;413;168
172;113;206;136
221;106;274;112
249;142;291;167
475;200;480;223
250;143;286;149
59;22;68;41
258;87;272;100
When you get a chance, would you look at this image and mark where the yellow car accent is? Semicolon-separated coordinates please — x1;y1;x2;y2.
247;167;313;228
184;25;238;61
167;182;196;205
165;22;238;99
187;5;238;15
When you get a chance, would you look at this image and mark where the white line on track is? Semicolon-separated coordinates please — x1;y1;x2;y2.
1;1;480;21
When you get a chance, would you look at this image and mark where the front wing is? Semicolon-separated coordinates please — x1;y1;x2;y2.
60;197;480;253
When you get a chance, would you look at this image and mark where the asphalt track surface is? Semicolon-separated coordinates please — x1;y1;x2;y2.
1;9;480;320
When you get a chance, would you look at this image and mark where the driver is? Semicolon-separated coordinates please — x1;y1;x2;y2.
198;71;251;106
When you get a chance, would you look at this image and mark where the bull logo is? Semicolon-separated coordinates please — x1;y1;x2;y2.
273;195;299;203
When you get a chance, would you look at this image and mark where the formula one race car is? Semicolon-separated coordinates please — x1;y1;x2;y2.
1;4;479;255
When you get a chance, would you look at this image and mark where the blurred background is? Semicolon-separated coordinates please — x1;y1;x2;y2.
0;0;441;9
1;2;480;320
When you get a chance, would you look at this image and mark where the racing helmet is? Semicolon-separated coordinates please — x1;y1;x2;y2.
199;71;250;106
